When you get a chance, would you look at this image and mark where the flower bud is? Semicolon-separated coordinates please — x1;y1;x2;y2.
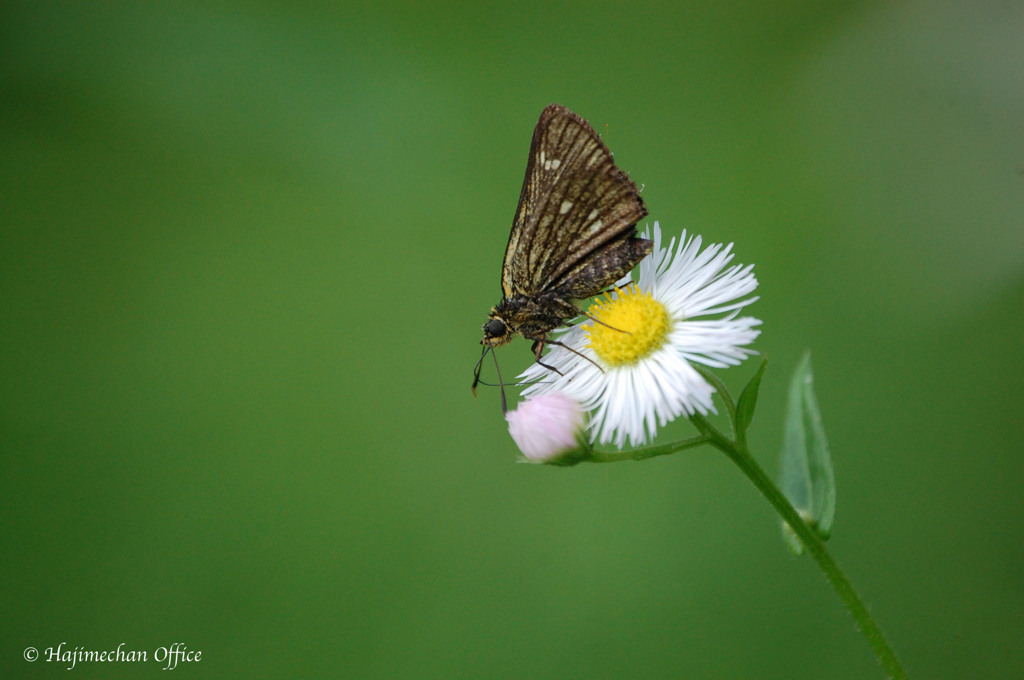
505;392;586;464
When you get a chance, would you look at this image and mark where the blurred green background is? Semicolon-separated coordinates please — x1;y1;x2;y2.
3;1;1022;678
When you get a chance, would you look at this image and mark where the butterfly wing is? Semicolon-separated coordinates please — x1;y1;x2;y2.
500;104;648;299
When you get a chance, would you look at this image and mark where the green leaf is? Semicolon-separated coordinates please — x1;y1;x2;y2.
735;359;767;437
779;351;835;554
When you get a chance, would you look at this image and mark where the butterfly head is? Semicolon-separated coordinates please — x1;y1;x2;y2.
481;312;513;348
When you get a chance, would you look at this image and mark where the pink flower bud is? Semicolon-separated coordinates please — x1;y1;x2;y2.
505;392;585;463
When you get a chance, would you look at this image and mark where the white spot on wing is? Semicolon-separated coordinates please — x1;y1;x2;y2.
588;209;599;220
559;200;573;214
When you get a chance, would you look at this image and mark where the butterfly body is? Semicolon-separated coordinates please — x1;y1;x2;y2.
479;103;652;357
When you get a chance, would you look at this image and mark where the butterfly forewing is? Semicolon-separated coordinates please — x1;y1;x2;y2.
475;103;652;402
501;104;648;298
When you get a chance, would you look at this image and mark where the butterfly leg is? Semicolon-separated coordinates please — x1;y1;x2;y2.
581;310;633;335
534;338;606;374
531;339;564;376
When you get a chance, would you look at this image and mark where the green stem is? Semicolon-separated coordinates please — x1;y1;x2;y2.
694;364;737;429
580;434;711;463
689;413;908;680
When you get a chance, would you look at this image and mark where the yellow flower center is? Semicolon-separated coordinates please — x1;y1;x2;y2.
584;286;671;366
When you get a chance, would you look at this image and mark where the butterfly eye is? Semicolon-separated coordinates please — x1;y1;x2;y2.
484;318;507;338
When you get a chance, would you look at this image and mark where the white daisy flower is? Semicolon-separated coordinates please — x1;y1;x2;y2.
519;222;761;449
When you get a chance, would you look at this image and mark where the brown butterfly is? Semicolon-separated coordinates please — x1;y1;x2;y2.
473;104;651;409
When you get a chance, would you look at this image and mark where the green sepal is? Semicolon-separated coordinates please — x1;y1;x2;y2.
534;429;592;467
779;351;835;554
